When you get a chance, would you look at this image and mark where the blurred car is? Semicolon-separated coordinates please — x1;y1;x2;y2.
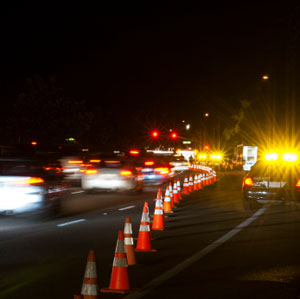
242;156;300;209
0;157;66;215
169;155;189;171
132;154;174;185
81;155;143;192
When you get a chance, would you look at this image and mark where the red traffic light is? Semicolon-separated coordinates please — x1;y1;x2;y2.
151;130;159;138
171;132;178;139
129;149;140;156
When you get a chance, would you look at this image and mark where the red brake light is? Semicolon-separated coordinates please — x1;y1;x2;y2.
29;177;45;185
120;170;132;176
244;177;254;186
154;167;170;175
129;150;140;156
86;169;98;175
90;159;101;163
145;161;154;166
296;179;300;187
16;177;45;186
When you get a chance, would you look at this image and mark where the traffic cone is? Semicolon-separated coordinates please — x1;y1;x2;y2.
182;176;189;195
169;182;175;208
188;175;194;193
124;217;136;266
198;173;203;189
163;187;173;213
193;174;198;191
177;179;182;200
202;173;207;187
101;230;132;294
213;171;217;182
80;250;99;299
144;201;153;240
156;188;164;213
152;192;165;230
173;180;179;204
209;173;213;185
135;202;157;252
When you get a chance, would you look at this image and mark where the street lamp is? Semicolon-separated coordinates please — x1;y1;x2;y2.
262;75;269;80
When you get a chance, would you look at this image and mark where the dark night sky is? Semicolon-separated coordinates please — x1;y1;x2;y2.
0;1;299;142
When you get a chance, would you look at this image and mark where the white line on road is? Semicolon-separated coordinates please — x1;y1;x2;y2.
71;190;85;194
57;219;86;227
123;206;269;299
118;205;136;211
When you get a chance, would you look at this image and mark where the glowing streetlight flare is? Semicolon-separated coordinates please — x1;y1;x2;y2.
262;75;269;80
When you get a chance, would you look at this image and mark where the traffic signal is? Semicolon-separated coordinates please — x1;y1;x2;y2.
171;132;178;139
203;144;210;151
151;130;159;138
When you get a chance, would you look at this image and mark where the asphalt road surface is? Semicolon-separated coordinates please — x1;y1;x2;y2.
1;171;300;299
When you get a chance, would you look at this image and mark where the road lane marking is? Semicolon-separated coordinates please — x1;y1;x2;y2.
71;190;85;194
57;219;86;227
118;205;136;211
123;206;269;299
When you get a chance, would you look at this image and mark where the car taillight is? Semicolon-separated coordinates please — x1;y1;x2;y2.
154;167;170;175
16;177;45;186
68;160;83;164
86;169;98;175
296;179;300;187
90;159;101;163
145;161;154;166
244;177;254;187
120;170;133;176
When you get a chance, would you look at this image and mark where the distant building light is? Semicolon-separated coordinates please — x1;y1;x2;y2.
31;141;37;146
183;141;191;144
204;113;209;117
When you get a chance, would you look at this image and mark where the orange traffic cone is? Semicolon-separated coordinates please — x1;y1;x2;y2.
198;173;203;189
169;182;175;208
177;179;182;200
152;192;165;230
163;187;173;214
173;180;179;204
80;250;99;299
135;202;157;252
155;188;164;211
124;217;137;266
193;174;198;191
144;201;154;240
209;173;213;185
202;173;207;186
213;171;217;182
188;175;194;193
182;176;189;195
101;230;133;294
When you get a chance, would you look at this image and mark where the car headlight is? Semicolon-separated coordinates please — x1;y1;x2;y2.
283;153;298;162
264;153;278;161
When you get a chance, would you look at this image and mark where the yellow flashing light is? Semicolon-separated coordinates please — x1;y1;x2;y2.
264;153;278;161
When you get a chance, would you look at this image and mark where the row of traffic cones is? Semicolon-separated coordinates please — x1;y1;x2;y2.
75;171;217;298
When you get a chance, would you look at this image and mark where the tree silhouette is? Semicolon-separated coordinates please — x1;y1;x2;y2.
8;76;93;144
